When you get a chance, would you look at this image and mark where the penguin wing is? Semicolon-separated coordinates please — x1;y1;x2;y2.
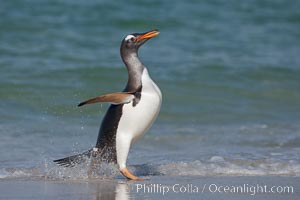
78;92;135;107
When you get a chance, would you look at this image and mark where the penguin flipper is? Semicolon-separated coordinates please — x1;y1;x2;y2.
78;92;134;107
53;149;93;167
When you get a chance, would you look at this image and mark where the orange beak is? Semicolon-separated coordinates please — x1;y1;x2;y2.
136;30;160;42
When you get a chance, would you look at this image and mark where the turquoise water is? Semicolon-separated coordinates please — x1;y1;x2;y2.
1;0;300;178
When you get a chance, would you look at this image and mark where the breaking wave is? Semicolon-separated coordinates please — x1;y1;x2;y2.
1;156;299;180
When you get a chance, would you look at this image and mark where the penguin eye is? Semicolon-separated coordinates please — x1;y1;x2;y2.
130;37;136;42
125;35;136;43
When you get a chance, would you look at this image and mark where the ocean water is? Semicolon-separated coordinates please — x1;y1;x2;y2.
1;0;300;180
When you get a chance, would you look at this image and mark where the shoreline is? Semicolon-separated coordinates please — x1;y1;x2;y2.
0;176;299;200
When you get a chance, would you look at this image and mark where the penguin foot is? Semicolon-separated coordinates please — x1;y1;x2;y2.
120;168;143;181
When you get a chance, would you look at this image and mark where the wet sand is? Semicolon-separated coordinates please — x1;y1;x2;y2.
0;176;299;200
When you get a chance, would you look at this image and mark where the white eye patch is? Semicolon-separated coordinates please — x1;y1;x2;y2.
125;34;135;41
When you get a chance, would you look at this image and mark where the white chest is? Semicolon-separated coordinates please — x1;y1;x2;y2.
117;68;162;142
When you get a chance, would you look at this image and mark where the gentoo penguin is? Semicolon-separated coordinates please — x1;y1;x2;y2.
54;30;162;180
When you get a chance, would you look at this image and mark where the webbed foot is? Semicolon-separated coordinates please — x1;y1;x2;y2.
120;168;144;181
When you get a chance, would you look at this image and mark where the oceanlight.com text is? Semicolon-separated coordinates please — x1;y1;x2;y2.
134;183;294;196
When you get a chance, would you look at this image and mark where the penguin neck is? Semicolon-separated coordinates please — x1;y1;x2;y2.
122;51;145;92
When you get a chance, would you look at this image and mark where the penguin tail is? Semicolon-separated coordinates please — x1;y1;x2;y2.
53;149;94;167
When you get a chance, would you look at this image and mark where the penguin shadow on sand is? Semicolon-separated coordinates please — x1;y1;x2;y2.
91;181;130;200
91;166;163;200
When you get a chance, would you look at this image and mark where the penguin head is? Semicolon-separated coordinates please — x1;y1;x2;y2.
121;29;160;53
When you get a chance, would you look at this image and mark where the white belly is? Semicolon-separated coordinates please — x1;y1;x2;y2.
118;69;162;142
116;68;162;169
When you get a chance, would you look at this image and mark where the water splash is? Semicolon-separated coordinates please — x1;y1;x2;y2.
1;156;299;181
